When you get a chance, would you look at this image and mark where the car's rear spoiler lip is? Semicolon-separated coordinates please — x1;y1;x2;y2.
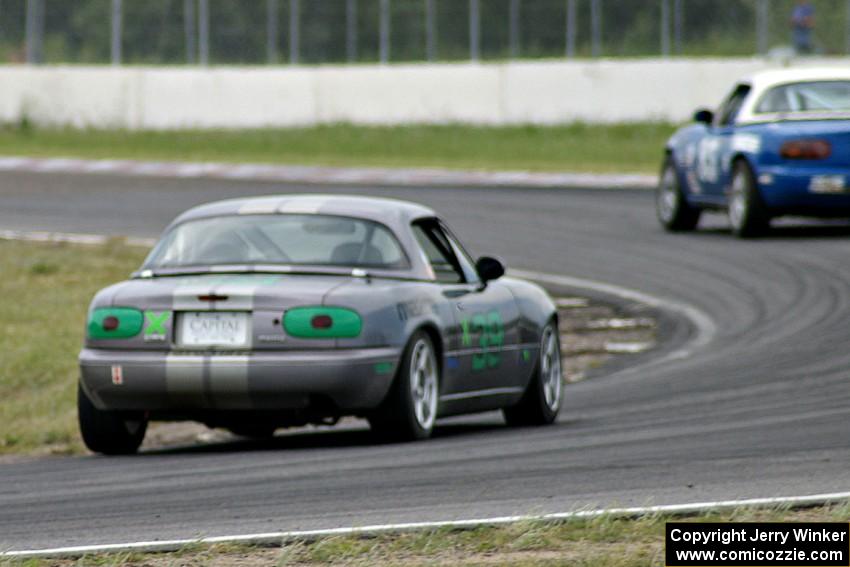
131;264;427;283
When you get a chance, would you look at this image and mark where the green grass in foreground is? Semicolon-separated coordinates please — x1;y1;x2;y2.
4;504;850;566
0;123;675;174
0;239;146;455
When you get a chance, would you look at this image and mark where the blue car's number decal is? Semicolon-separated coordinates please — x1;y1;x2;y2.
697;137;722;184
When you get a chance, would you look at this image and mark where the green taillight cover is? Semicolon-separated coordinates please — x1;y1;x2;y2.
283;307;362;339
88;307;144;340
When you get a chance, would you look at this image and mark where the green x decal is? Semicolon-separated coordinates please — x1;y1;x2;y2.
144;311;170;336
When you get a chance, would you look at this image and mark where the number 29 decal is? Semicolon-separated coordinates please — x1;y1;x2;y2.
460;310;505;371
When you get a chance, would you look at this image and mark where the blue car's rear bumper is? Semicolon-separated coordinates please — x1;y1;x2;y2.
759;165;850;214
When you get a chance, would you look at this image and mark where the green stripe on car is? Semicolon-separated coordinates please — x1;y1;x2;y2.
374;361;394;375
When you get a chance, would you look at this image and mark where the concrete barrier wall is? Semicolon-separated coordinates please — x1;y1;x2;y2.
0;58;846;129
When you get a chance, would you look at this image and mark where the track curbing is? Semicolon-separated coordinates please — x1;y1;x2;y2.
0;155;657;190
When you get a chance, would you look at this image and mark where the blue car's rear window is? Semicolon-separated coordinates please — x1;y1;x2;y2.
756;81;850;114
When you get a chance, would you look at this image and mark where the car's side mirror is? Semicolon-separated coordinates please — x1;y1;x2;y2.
693;108;714;125
475;256;505;283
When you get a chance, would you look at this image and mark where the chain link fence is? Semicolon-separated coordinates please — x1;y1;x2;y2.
1;0;849;65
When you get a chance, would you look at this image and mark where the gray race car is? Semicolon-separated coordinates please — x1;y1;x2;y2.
79;195;563;454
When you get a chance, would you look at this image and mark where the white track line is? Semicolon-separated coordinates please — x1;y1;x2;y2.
4;492;850;558
510;269;717;365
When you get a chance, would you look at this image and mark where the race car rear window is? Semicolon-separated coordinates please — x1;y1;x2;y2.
143;214;409;270
755;81;850;114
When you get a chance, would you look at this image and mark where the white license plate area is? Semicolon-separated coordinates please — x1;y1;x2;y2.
178;312;250;348
809;175;847;194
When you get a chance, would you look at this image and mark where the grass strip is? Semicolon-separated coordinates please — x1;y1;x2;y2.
0;123;675;174
0;238;146;455
4;504;849;566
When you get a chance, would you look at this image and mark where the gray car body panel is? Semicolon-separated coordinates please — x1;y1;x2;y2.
79;195;558;423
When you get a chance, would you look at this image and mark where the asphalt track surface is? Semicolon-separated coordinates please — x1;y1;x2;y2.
2;171;850;550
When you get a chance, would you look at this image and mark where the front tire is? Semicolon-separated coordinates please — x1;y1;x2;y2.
78;384;147;455
728;159;770;238
503;321;562;426
369;331;439;441
657;156;701;232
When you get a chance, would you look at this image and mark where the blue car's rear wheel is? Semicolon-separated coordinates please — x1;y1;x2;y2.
729;159;770;238
657;156;701;232
369;330;439;441
78;383;147;455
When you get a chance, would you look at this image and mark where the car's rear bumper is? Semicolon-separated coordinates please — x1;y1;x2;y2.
759;165;850;213
79;347;401;413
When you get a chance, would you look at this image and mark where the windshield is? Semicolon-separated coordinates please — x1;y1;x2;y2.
755;81;850;114
143;214;409;270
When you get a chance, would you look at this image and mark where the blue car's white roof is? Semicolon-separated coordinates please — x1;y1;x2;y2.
746;67;850;91
734;67;850;125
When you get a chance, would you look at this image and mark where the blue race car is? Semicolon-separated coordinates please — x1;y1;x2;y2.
656;68;850;237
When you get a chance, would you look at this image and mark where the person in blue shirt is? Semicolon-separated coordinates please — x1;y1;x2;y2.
790;0;815;54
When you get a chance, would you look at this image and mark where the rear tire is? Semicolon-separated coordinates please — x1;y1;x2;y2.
369;331;439;442
78;384;147;455
656;156;701;232
503;321;562;426
728;159;770;238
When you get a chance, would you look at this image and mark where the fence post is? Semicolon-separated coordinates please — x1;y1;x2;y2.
660;0;669;57
267;0;278;63
846;0;850;54
756;0;768;55
379;0;390;64
25;0;44;64
591;0;601;57
111;0;122;65
509;0;520;58
565;0;575;57
198;0;209;64
469;0;480;61
289;0;299;64
425;0;436;61
673;0;682;54
346;0;357;62
184;0;195;63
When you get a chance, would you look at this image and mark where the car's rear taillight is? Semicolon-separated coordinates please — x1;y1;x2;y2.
780;139;831;160
88;307;144;339
102;316;120;331
311;315;333;329
283;307;362;338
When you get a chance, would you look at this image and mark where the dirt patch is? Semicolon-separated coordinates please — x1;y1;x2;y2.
557;296;656;383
